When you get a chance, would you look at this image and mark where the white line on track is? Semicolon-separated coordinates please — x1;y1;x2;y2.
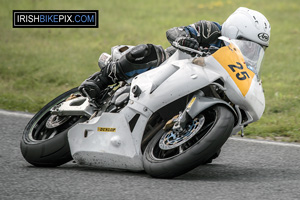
1;109;300;148
230;137;300;148
0;109;34;118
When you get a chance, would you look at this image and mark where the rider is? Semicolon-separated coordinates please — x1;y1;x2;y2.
79;7;271;103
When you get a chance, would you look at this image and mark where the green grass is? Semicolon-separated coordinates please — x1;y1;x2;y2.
1;0;300;141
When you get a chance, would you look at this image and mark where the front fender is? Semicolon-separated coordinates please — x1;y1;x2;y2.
186;96;237;123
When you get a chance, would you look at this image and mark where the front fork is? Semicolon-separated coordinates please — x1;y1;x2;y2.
167;91;205;134
168;90;237;135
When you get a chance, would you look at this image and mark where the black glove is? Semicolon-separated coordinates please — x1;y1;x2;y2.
175;37;199;49
174;37;199;55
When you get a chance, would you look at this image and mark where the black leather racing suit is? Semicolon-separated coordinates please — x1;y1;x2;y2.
79;20;222;101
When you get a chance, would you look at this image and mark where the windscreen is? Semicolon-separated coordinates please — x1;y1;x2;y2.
230;39;265;78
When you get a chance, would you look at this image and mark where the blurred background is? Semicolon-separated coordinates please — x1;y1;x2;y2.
1;0;299;141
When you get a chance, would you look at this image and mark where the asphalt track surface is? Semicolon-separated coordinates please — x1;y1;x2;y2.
1;109;300;200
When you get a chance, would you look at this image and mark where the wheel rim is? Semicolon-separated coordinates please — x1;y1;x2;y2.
151;108;217;160
28;112;80;142
25;91;83;144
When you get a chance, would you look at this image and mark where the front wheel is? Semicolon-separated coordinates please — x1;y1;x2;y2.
21;87;88;167
143;105;234;178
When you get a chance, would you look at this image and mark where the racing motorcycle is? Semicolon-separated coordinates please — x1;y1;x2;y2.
21;36;266;178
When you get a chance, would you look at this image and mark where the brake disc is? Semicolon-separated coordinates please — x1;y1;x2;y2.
45;115;72;129
159;115;205;150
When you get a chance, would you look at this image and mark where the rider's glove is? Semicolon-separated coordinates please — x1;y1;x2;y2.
174;37;199;55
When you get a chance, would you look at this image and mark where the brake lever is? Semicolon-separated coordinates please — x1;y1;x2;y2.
172;41;204;57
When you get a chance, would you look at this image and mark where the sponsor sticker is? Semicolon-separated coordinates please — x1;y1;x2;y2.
187;97;196;109
97;127;116;132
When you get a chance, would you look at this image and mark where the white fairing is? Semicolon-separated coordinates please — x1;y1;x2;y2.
68;103;153;171
223;70;265;121
129;51;222;112
68;38;266;171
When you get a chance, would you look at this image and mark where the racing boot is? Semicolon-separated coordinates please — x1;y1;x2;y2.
79;44;167;104
78;62;119;104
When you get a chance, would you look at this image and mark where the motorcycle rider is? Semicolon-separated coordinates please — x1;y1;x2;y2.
79;7;271;104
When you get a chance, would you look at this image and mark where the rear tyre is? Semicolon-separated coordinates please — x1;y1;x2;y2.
21;87;88;167
143;105;234;178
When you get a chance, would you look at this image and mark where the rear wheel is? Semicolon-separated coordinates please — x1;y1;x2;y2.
143;105;234;178
21;88;88;167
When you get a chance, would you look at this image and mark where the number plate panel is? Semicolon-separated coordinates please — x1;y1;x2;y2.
212;43;255;96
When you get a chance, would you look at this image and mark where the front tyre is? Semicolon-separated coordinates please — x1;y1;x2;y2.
143;105;234;178
21;87;88;167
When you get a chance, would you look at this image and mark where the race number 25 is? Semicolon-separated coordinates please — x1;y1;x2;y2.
228;62;250;81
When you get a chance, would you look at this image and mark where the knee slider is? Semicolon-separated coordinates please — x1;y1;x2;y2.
117;44;167;79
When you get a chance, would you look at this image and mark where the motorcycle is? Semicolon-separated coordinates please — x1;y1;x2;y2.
21;36;266;178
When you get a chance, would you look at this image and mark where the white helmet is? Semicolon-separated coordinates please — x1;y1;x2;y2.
221;7;271;47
